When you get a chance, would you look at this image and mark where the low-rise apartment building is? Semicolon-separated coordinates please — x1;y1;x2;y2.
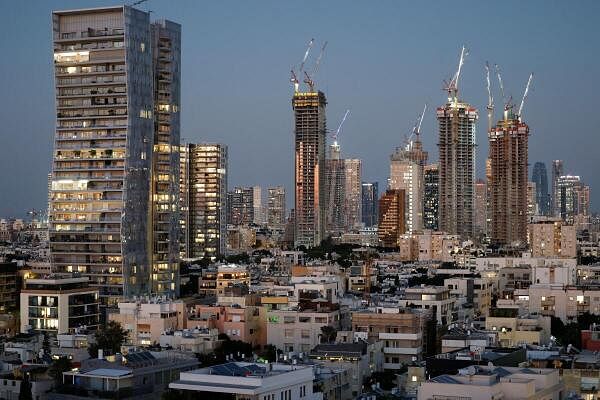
397;286;456;326
485;308;551;346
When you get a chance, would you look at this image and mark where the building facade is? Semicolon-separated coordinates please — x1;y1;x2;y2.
378;189;405;248
267;186;286;228
488;114;529;246
474;178;488;236
423;164;439;231
227;186;254;226
551;160;564;217
437;98;478;239
293;91;327;248
532;162;550;216
180;143;228;259
49;6;181;307
361;182;379;228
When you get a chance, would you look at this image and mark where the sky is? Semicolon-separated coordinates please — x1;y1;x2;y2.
0;0;599;218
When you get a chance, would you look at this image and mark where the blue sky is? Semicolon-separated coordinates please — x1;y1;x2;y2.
0;0;598;217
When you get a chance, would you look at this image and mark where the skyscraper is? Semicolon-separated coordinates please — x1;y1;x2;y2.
378;189;405;248
557;175;590;224
49;6;180;307
437;74;478;239
324;138;362;234
227;187;254;226
527;181;537;218
551;160;564;217
532;162;550;216
252;186;264;225
293;91;327;248
488;110;529;245
389;135;427;234
423;164;439;230
361;182;379;228
180;143;227;260
267;186;286;228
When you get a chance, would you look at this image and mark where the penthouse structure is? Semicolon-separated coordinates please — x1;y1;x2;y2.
180;143;228;259
488;110;530;245
49;6;181;307
437;85;478;239
293;91;327;248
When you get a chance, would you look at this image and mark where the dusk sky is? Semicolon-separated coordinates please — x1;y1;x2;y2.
1;0;598;217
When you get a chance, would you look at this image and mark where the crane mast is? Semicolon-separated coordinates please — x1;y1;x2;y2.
485;62;494;132
290;38;314;92
304;41;327;92
332;109;350;143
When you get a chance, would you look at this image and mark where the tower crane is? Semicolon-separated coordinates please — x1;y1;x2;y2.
331;109;350;144
518;73;533;121
494;64;513;118
485;62;494;132
290;38;314;92
444;46;468;102
405;104;427;148
304;41;327;92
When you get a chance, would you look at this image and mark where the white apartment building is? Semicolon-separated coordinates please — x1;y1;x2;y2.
170;362;316;399
444;277;493;317
397;286;456;325
528;284;600;322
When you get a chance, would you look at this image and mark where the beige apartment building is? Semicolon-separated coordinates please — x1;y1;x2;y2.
528;218;576;258
352;307;431;370
485;308;551;346
528;284;600;322
444;277;493;316
108;299;186;346
397;286;456;325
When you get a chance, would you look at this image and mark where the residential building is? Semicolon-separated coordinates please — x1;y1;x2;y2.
528;218;576;257
551;160;563;217
557;175;584;224
169;362;315;399
180;143;228;259
0;262;18;312
159;328;220;353
398;286;456;325
532;162;550;216
417;231;460;262
527;181;537;218
252;186;264;225
20;275;99;334
485;308;551;346
488;112;529;246
227;186;254;226
57;350;199;399
108;299;186;346
352;307;431;370
444;277;493;317
324;148;362;234
361;182;379;228
423;164;439;230
310;341;383;397
293;91;327;248
49;6;181;306
437;86;478;239
267;186;286;228
418;366;564;400
389;133;427;234
378;189;405;247
528;284;600;322
440;327;495;353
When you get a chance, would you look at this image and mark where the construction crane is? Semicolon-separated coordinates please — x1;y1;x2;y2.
494;64;513;118
304;41;328;92
290;39;314;92
331;109;350;144
517;73;534;120
444;46;468;101
485;62;494;132
404;104;427;148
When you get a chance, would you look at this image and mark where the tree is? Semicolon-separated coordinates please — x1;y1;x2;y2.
88;321;128;358
18;373;33;400
49;357;73;388
320;326;337;343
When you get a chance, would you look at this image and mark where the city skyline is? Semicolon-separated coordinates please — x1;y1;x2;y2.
1;0;599;217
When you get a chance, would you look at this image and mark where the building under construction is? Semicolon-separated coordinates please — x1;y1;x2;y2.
378;189;406;248
293;91;327;248
488;114;529;245
437;47;478;239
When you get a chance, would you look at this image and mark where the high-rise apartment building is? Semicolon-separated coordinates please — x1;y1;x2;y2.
49;6;180;307
423;164;439;231
551;160;564;217
488;111;529;246
474;179;487;236
267;186;286;228
180;143;227;260
532;162;550;216
378;189;405;248
527;181;537;218
389;137;427;234
252;186;264;225
227;187;254;226
557;175;590;224
324;140;362;234
437;91;478;239
293;91;327;248
361;182;379;228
